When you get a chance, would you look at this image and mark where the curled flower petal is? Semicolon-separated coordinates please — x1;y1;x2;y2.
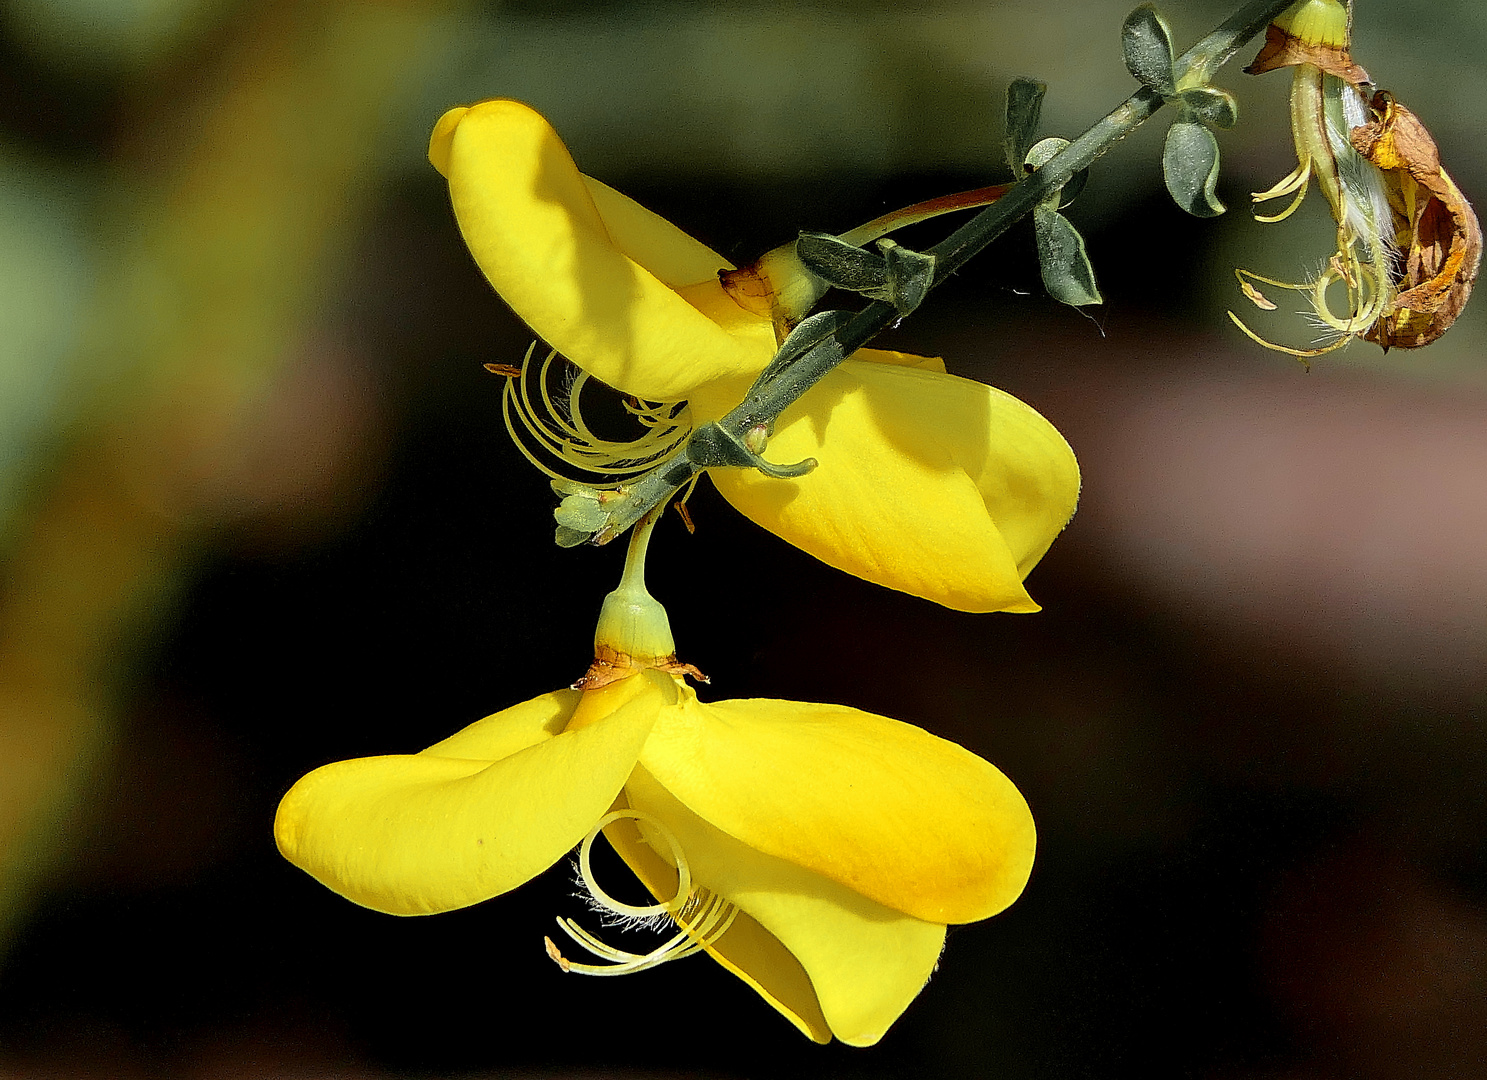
639;682;1035;925
579;175;734;287
419;688;578;760
274;673;671;915
693;361;1080;613
1349;91;1482;350
602;807;833;1044
430;99;763;401
620;764;947;1047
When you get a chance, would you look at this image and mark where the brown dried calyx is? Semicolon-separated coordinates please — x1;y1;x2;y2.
1349;92;1483;350
1245;21;1371;84
573;645;707;691
1244;0;1371;85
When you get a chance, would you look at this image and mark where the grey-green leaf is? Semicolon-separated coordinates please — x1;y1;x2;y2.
1004;77;1046;176
876;240;936;315
1122;3;1176;97
753;308;849;388
1059;167;1091;209
1021;136;1091;210
1023;136;1071;210
1024;136;1070;171
796;232;887;293
1034;206;1103;307
1175;86;1239;129
1163;120;1226;217
554;524;593;548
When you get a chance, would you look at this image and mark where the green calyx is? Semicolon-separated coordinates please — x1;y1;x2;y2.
592;514;675;664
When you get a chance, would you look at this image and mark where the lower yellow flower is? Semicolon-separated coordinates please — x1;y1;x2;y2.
274;671;1034;1045
276;519;1034;1045
428;98;1079;614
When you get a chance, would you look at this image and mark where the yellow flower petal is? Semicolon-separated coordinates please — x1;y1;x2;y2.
432;100;762;401
857;347;947;373
692;360;1080;613
624;763;947;1047
274;673;669;916
419;688;579;760
427;104;465;178
602;806;833;1044
433;106;733;287
639;683;1035;925
579;175;734;286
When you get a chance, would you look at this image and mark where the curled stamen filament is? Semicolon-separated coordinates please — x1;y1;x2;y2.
547;890;738;976
545;809;739;976
1235;65;1398;360
1251;157;1312;223
1229;239;1391;359
501;344;691;483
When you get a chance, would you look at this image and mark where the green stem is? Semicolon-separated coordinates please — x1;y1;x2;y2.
592;509;676;659
618;511;656;593
591;0;1300;544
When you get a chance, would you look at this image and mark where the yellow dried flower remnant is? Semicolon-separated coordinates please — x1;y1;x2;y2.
1233;0;1478;356
1349;91;1482;350
428;99;1080;614
275;664;1036;1046
1231;0;1392;357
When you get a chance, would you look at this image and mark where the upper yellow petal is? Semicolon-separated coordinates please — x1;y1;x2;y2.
638;683;1035;925
579;175;734;286
694;360;1080;613
419;688;579;760
274;673;669;915
432;100;762;400
624;763;946;1046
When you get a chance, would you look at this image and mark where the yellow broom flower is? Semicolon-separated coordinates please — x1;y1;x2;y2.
429;99;1080;613
275;525;1035;1045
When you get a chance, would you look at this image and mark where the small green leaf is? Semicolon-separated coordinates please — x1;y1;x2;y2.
772;309;850;367
794;234;935;317
1004;77;1046;176
1034;206;1103;307
797;232;886;293
1022;136;1068;210
550;478;592;498
1024;136;1069;171
753;309;849;388
1175;86;1238;129
1022;137;1089;211
1122;3;1176;97
1163;119;1226;217
554;524;592;548
1058;167;1091;209
876;240;936;315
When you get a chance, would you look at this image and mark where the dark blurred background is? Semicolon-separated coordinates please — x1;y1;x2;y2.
0;1;1484;1077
